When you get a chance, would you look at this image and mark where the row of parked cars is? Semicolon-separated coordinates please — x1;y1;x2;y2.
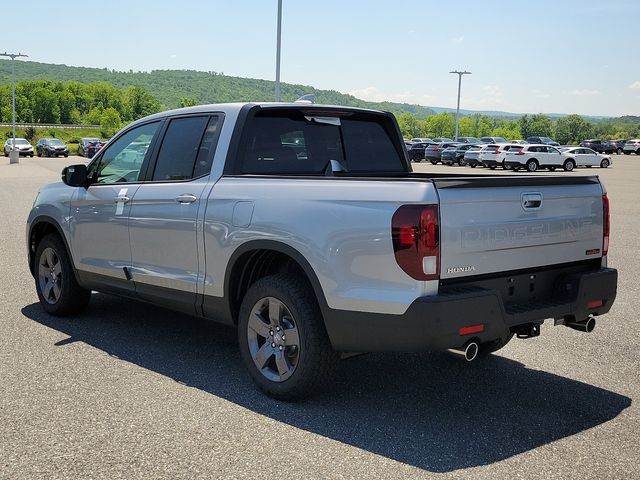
404;136;634;172
2;137;107;158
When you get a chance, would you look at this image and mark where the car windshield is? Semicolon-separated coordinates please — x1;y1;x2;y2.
13;139;29;145
50;139;64;146
541;137;553;142
494;137;507;143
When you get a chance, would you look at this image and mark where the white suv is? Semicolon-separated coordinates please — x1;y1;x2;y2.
504;144;572;172
623;139;640;155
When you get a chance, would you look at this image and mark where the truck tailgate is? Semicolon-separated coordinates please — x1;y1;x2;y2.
433;176;605;280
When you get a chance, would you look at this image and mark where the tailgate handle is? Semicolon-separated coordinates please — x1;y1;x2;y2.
522;192;543;210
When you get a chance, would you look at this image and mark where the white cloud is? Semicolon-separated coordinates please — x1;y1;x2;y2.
169;54;177;59
450;36;464;45
629;81;640;90
348;86;437;105
483;85;503;97
570;89;601;96
532;89;551;99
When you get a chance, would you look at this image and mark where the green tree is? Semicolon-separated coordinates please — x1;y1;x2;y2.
528;113;553;137
424;113;455;138
32;87;60;123
126;86;161;120
100;107;122;137
396;112;423;138
554;114;593;144
179;97;198;108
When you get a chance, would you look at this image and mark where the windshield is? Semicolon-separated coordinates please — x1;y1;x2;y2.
49;139;64;146
13;139;29;145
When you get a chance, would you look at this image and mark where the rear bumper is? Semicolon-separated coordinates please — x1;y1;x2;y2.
323;268;617;352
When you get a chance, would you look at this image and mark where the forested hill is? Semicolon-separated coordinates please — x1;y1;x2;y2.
0;59;435;118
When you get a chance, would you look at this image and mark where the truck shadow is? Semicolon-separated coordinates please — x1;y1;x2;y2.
22;295;631;473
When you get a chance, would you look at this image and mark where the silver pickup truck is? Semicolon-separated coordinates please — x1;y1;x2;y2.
27;103;617;399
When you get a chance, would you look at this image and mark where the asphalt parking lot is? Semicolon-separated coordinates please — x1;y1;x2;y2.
1;154;639;479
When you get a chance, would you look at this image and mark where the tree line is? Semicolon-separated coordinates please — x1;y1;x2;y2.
0;80;163;135
396;111;640;144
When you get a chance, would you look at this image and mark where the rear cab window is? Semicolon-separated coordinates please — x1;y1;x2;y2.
236;108;407;175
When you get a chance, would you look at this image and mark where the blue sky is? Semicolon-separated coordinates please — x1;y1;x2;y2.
4;0;640;117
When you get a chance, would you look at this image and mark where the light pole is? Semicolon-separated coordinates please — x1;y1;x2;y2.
1;51;28;164
449;70;471;141
274;0;282;101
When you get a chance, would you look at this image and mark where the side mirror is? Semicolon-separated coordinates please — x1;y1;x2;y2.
61;164;88;187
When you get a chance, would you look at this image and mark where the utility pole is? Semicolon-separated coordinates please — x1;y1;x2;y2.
449;70;471;141
275;0;282;101
1;51;28;164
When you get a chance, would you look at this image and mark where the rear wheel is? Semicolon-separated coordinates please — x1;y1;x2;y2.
469;163;476;168
430;160;438;165
238;274;340;400
600;158;610;168
458;157;466;167
616;148;622;154
526;160;538;172
35;234;91;316
563;159;576;171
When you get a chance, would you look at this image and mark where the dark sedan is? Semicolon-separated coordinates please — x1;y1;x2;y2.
442;144;482;166
78;137;101;157
579;139;616;154
407;141;435;162
36;138;69;157
425;142;460;164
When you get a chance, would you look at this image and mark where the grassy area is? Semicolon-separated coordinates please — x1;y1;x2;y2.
0;125;104;147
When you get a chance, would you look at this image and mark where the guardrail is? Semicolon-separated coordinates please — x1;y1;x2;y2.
0;122;100;129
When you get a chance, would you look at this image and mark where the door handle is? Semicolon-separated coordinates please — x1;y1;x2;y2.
115;196;130;203
176;194;198;204
521;192;543;210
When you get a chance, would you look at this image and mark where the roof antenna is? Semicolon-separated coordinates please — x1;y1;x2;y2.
295;94;316;104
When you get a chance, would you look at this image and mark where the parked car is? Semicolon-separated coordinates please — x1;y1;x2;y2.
86;140;106;159
579;140;616;154
622;139;640;155
26;101;617;399
431;137;453;143
609;140;626;154
456;136;481;144
407;141;434;162
36;138;69;157
442;143;481;166
561;147;612;168
462;145;485;167
78;137;101;157
404;139;413;149
526;136;560;146
425;142;459;164
478;144;521;169
504;144;570;171
480;136;507;144
411;137;433;143
509;139;528;145
3;138;34;157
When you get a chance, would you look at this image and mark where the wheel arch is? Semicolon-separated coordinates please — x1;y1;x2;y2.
224;240;329;325
28;216;76;280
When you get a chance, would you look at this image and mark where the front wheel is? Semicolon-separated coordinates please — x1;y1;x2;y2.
430;160;438;165
616;148;622;154
469;163;476;168
238;274;340;400
458;157;466;167
600;158;610;168
563;159;575;171
35;234;91;316
526;160;538;172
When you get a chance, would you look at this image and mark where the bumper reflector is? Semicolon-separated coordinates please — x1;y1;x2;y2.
459;324;485;336
587;299;604;309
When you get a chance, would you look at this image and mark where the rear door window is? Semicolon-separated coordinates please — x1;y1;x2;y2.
152;115;221;181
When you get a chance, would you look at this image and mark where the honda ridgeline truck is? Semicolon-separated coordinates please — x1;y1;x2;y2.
27;103;617;398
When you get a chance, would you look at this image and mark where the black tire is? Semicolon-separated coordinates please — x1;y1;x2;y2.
64;154;68;157
34;234;91;316
563;159;575;172
624;151;630;155
469;163;476;168
458;157;466;167
636;149;640;155
600;158;610;168
489;165;496;170
430;160;438;165
37;149;41;157
616;148;622;155
238;274;340;400
526;159;538;172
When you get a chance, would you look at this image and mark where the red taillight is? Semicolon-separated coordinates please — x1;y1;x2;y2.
459;324;485;336
494;147;500;154
434;145;439;152
517;148;524;155
392;205;440;281
602;194;610;256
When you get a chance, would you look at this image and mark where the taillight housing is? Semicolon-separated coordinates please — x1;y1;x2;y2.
602;194;610;256
392;205;440;280
494;147;500;154
434;145;439;152
517;148;524;155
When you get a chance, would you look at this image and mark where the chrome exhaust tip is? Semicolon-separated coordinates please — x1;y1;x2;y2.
565;317;596;333
464;341;479;362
